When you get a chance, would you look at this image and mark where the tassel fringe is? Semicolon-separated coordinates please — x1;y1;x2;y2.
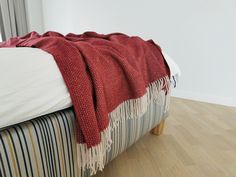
77;76;171;175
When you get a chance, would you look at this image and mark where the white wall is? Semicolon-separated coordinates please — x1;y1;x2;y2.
41;0;74;34
41;0;236;107
25;0;44;33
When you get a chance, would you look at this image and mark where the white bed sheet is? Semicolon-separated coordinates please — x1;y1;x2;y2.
0;48;180;128
0;48;72;128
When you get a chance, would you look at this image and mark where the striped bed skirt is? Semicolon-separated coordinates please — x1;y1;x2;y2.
0;97;167;177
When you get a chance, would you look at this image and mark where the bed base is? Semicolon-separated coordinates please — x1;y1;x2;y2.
0;100;168;177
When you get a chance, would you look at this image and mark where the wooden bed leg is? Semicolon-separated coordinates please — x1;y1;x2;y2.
151;119;165;136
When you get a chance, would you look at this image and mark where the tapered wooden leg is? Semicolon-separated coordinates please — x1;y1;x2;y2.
151;119;165;136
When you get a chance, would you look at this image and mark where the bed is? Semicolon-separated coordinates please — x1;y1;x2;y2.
0;39;180;177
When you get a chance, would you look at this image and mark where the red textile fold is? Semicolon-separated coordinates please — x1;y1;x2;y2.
0;31;170;147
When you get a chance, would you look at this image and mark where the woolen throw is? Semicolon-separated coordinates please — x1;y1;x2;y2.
0;31;170;174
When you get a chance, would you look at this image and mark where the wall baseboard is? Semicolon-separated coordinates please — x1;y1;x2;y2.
171;89;236;107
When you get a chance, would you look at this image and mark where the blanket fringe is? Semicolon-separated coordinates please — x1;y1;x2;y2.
77;76;171;175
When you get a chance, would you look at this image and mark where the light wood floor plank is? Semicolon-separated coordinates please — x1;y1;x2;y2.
94;97;236;177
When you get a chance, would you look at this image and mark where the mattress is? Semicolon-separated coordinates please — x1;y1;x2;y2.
0;48;180;129
0;48;71;128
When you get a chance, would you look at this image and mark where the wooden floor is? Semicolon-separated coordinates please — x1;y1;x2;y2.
94;97;236;177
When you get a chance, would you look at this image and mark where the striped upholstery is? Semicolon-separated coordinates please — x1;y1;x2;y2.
0;111;78;177
0;99;167;177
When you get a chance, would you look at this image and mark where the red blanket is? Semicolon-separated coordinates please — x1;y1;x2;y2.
0;31;170;173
